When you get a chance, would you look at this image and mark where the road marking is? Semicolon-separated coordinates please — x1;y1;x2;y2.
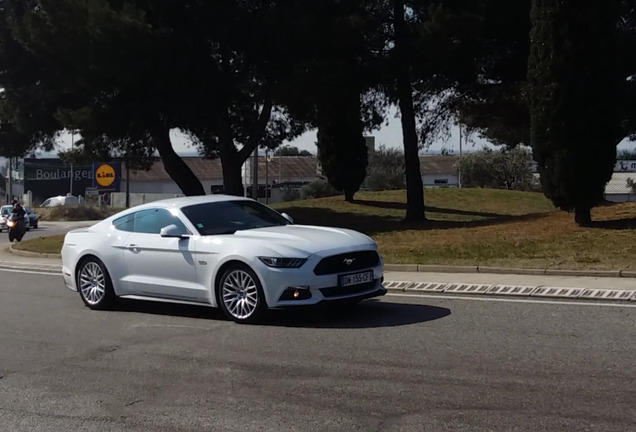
388;293;636;308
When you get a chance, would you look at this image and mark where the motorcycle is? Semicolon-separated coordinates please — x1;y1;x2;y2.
7;212;26;242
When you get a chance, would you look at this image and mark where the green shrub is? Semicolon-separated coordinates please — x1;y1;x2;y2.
300;180;339;200
38;206;121;221
282;188;301;202
365;145;406;191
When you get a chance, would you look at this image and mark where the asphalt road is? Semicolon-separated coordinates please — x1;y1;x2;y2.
0;270;634;432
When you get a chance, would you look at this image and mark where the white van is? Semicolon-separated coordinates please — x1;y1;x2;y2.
41;195;79;207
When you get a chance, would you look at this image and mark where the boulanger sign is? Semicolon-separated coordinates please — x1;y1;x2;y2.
33;167;93;181
23;159;120;203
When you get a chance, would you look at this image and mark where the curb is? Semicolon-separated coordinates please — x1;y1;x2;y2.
0;261;62;274
5;236;636;281
5;247;636;280
9;246;61;259
384;280;636;302
384;264;635;278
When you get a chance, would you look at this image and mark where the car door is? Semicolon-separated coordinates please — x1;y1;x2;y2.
121;208;207;303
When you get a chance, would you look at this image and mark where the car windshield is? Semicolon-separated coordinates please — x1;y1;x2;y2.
1;206;12;216
181;200;290;235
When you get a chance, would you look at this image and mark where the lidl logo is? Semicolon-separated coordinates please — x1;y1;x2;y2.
95;164;116;187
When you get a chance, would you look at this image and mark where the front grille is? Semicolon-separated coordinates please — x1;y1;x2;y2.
320;281;377;298
313;250;380;275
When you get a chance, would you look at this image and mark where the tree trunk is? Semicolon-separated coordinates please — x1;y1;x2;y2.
220;146;245;196
393;0;425;222
574;207;592;226
344;189;355;202
152;124;205;196
213;98;272;197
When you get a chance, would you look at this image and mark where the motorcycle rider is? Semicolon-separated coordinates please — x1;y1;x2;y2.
11;199;26;219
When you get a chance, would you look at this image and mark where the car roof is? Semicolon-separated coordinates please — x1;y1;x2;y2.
137;194;251;210
100;194;253;223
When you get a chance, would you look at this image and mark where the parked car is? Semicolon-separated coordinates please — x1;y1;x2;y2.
0;205;30;232
41;195;79;207
62;195;385;323
24;207;39;229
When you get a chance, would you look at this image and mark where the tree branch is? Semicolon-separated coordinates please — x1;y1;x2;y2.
237;96;273;162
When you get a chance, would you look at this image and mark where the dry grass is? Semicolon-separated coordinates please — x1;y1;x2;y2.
13;234;65;255
273;189;636;271
16;188;636;271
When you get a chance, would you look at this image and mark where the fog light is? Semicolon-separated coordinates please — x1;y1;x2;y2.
279;286;312;301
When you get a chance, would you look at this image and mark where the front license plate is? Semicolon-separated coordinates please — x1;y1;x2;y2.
339;271;373;287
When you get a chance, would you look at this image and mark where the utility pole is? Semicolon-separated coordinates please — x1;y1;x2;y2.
279;148;282;184
458;124;463;189
7;157;12;203
252;147;259;201
125;155;130;208
265;149;269;204
69;131;75;196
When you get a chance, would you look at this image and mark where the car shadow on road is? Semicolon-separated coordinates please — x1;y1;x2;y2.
115;299;226;320
114;299;451;329
262;300;451;329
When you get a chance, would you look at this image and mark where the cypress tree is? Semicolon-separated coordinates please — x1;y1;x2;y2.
316;89;368;202
528;0;621;225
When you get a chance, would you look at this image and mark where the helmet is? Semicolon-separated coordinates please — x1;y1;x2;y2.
11;199;17;205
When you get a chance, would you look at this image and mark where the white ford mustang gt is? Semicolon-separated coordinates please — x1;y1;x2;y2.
62;195;386;323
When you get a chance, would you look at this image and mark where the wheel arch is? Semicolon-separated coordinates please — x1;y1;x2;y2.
213;259;268;307
74;253;119;294
74;253;102;279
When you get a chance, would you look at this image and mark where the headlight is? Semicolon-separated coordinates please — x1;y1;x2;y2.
258;257;307;268
7;220;15;227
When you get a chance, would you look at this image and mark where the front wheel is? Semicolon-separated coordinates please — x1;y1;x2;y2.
217;264;267;324
8;231;13;242
77;258;116;310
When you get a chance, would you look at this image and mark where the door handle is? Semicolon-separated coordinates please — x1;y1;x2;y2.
126;244;138;249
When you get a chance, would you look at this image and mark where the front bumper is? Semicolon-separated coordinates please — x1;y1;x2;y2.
254;257;385;308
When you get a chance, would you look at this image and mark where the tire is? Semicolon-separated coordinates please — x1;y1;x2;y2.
217;264;267;324
8;231;13;242
77;258;116;310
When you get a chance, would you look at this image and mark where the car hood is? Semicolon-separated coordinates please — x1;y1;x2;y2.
228;224;376;256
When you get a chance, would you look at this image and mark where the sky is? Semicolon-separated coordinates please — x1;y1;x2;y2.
49;112;494;157
45;109;636;157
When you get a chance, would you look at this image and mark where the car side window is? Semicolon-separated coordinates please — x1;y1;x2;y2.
113;213;135;232
133;208;187;235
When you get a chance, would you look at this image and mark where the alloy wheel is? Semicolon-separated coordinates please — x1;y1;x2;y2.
222;269;259;320
79;261;106;305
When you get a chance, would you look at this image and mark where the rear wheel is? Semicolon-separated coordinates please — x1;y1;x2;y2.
217;264;267;324
77;258;116;310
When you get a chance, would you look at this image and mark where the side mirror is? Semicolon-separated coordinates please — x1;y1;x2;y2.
281;212;294;224
160;224;189;238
